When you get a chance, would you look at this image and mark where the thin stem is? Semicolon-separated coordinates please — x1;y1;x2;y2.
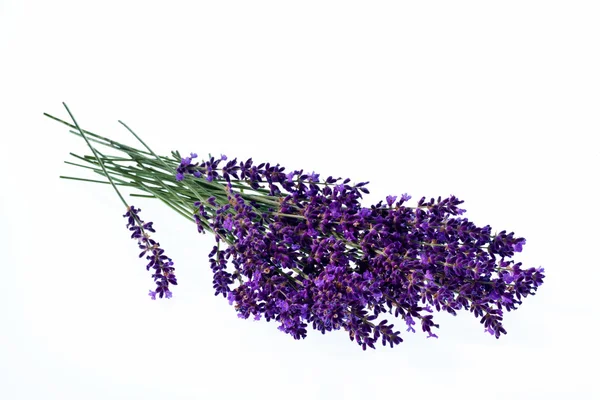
60;175;136;187
119;120;171;171
62;103;129;210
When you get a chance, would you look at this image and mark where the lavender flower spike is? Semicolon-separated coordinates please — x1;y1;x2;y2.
124;206;177;299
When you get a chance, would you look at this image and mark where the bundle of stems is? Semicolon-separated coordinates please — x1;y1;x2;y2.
46;113;257;233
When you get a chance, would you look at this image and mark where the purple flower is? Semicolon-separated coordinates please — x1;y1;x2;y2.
502;271;515;284
404;315;416;333
424;270;434;281
175;153;200;181
227;291;236;305
277;299;290;312
386;195;397;206
286;171;295;183
358;208;371;218
513;238;526;252
223;215;234;231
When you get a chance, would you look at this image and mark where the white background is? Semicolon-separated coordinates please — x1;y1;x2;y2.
1;1;599;399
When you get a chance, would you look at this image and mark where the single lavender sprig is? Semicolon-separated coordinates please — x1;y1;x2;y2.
124;206;177;299
60;104;176;300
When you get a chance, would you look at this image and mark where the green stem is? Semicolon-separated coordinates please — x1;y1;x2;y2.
62;103;130;210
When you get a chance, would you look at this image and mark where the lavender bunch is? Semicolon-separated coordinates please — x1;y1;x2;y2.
49;106;544;350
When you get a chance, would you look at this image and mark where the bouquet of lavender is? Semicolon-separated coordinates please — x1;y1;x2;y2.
48;104;545;350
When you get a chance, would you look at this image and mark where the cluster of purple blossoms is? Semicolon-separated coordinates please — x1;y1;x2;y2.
176;154;544;350
124;206;177;300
